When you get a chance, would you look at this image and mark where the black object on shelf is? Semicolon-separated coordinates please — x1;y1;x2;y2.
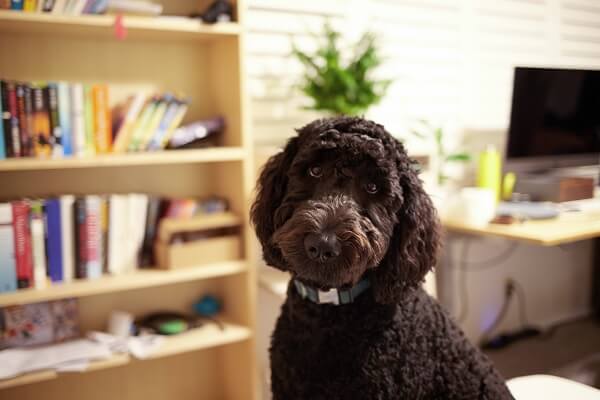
190;0;233;24
167;116;225;150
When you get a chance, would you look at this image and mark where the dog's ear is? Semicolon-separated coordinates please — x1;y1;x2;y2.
371;152;440;304
251;137;299;269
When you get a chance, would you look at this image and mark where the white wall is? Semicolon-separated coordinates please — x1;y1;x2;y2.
246;0;600;343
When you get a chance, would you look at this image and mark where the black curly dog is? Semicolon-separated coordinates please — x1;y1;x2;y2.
252;117;514;400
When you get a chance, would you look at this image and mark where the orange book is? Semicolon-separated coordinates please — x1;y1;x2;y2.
31;82;52;158
92;84;111;153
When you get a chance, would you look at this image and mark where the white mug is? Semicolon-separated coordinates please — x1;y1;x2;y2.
450;187;496;227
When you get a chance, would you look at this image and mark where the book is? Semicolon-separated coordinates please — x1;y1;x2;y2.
51;0;67;13
22;85;34;157
6;82;22;157
16;84;32;157
74;197;87;279
126;98;158;152
70;0;87;14
42;0;54;11
100;196;108;273
128;194;148;270
83;85;96;156
57;82;73;156
11;201;33;289
0;0;11;8
10;0;23;10
30;200;48;289
60;195;75;283
47;83;63;157
70;83;86;156
106;0;162;16
45;198;64;283
82;0;95;13
0;83;5;160
107;194;128;275
1;303;54;348
50;298;80;342
23;0;35;11
139;196;161;267
112;92;146;152
0;81;11;157
90;0;107;14
136;96;168;151
158;101;188;149
31;82;52;157
0;203;17;293
92;84;111;153
85;196;102;279
147;99;180;151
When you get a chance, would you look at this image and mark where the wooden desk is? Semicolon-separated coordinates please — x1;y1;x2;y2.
443;210;600;246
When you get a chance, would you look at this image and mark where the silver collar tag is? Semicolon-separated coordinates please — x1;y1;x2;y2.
318;288;340;305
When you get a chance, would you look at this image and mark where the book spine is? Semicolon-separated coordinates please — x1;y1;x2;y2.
47;83;63;157
51;0;66;13
137;97;168;151
160;102;188;149
100;196;108;273
30;201;47;289
0;203;17;293
10;0;23;10
31;82;52;157
42;0;54;11
147;100;179;151
60;195;75;282
83;85;96;156
127;99;157;152
129;194;148;270
22;85;34;157
70;84;86;157
92;84;110;153
16;84;32;157
85;196;102;279
74;197;87;279
57;82;73;156
23;0;36;11
11;201;33;289
7;82;22;157
1;81;13;158
90;0;106;14
0;82;5;160
108;194;127;275
44;198;63;283
140;196;160;267
112;93;146;152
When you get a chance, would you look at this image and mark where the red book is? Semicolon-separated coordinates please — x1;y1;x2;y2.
11;201;33;288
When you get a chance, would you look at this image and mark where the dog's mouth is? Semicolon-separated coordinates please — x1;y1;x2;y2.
272;202;387;288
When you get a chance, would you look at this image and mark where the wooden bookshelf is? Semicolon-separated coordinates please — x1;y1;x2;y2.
0;322;251;391
0;147;246;172
0;0;257;399
0;10;241;41
0;260;247;306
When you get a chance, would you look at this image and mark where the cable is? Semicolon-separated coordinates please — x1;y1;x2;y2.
511;279;530;327
479;284;514;345
453;241;519;270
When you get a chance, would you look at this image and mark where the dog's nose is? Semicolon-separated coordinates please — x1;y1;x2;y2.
304;233;341;261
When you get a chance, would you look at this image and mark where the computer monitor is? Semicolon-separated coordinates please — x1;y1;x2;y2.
505;67;600;173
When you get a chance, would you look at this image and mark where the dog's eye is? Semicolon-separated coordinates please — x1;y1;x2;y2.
308;166;323;178
365;182;378;194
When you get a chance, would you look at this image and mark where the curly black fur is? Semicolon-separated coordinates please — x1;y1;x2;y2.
252;116;514;399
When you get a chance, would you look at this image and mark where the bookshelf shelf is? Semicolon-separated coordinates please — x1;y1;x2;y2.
0;147;246;172
0;353;131;390
0;321;250;391
0;11;241;41
0;260;247;307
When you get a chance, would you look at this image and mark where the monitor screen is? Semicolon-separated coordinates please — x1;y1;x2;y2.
506;67;600;160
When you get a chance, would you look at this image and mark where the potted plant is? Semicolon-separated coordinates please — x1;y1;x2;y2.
292;24;391;116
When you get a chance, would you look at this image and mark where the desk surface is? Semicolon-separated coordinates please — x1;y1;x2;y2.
443;210;600;246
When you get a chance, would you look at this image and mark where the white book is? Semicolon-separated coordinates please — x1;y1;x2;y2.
71;0;87;14
51;0;67;14
60;195;75;283
31;214;47;289
70;84;86;157
0;203;17;293
108;194;129;275
127;194;148;272
107;0;162;16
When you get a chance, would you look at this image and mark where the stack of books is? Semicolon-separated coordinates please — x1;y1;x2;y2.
0;0;162;15
0;79;189;160
0;195;228;293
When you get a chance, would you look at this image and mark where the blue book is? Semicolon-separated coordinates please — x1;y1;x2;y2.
0;84;5;160
0;203;17;293
45;198;64;283
57;82;73;157
10;0;23;10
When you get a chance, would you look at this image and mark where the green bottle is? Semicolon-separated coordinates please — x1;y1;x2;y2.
477;145;502;201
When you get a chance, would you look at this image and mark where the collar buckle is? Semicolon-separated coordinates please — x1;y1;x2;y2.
317;288;340;305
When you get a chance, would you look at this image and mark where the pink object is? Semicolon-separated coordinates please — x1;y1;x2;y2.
114;15;127;40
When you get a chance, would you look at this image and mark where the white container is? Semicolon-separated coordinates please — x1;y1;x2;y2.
449;187;496;227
